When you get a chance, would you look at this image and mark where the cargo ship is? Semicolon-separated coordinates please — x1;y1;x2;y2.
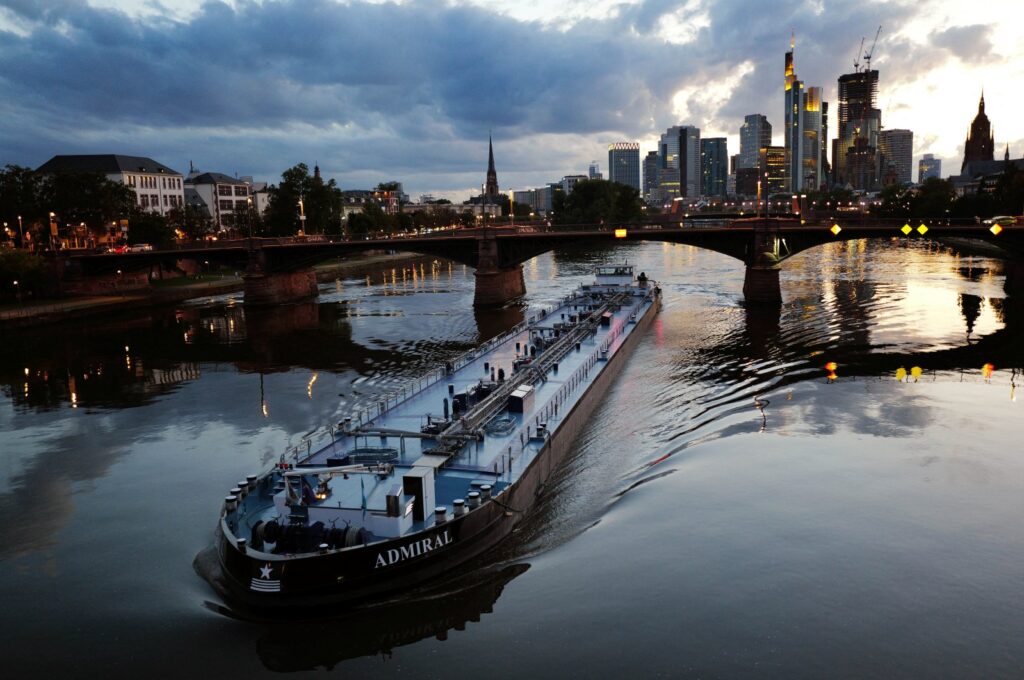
203;264;660;608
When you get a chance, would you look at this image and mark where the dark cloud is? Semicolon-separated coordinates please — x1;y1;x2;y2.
0;0;941;196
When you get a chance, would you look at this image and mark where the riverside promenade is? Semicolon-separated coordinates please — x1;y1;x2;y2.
0;251;420;328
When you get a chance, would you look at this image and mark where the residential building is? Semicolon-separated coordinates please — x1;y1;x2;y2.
185;171;253;230
36;154;185;216
739;114;772;170
918;154;941;182
608;142;641;191
700;138;728;198
878;129;913;185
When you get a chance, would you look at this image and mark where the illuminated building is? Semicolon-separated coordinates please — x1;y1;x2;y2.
783;39;825;191
608;142;641;191
835;69;881;190
758;146;786;196
658;125;701;199
962;93;994;171
739;114;772;170
700;138;728;198
918;154;941;182
878;129;913;185
36;154;184;216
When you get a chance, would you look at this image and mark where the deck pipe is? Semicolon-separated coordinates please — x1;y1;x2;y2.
480;484;492;500
237;538;247;553
467;491;480;508
453;499;465;516
224;495;237;511
434;506;447;524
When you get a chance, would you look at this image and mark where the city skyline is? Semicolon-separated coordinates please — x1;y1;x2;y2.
0;0;1021;200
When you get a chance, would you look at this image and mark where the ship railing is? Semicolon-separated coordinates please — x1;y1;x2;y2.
341;306;557;428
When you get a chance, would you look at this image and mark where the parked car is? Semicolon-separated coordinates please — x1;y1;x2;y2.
129;243;154;252
984;216;1018;225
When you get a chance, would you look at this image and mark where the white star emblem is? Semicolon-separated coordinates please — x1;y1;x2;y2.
260;563;273;579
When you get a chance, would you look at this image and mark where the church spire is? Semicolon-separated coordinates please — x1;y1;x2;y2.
484;132;499;198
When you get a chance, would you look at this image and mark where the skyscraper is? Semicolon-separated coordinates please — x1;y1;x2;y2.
739;114;772;170
759;146;787;196
783;38;803;192
879;129;913;185
918;154;941;182
642;150;659;202
835;69;881;190
679;126;701;197
608;143;641;191
801;86;824;190
962;92;994;171
784;38;825;191
588;161;602;180
659;125;701;198
700;138;728;198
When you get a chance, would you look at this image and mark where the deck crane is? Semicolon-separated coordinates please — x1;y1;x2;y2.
864;25;882;71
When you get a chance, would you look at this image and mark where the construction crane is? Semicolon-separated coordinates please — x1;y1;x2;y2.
864;25;882;71
853;37;865;72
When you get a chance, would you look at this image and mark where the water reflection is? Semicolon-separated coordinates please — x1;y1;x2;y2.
247;563;529;671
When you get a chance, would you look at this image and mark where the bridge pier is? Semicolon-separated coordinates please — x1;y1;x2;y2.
742;266;782;304
474;265;526;307
243;269;319;306
1004;260;1024;297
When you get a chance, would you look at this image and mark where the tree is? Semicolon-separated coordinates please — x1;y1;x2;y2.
0;250;47;300
264;163;344;236
0;165;44;245
911;178;955;218
553;180;643;225
127;208;175;247
168;204;214;241
39;170;136;232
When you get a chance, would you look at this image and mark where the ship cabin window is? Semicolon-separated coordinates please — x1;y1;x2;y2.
596;265;634;277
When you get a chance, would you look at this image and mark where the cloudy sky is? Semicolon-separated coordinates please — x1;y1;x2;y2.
1;0;1021;200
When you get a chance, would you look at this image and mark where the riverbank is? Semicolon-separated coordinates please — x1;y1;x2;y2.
0;251;422;329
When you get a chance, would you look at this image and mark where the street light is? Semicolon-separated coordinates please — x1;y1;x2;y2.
17;215;23;249
297;196;306;236
13;279;21;304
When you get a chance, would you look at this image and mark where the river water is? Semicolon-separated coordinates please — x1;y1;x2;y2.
1;240;1021;678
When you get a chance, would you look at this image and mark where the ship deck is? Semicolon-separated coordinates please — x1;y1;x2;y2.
237;278;658;539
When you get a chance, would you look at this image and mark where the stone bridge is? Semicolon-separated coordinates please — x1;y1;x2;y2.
59;217;1024;306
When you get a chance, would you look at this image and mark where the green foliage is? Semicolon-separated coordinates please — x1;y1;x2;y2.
40;170;136;230
552;180;643;225
167;204;214;241
0;250;47;300
127;209;175;247
264;163;344;236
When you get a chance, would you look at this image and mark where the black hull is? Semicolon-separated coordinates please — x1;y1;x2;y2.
210;294;660;609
